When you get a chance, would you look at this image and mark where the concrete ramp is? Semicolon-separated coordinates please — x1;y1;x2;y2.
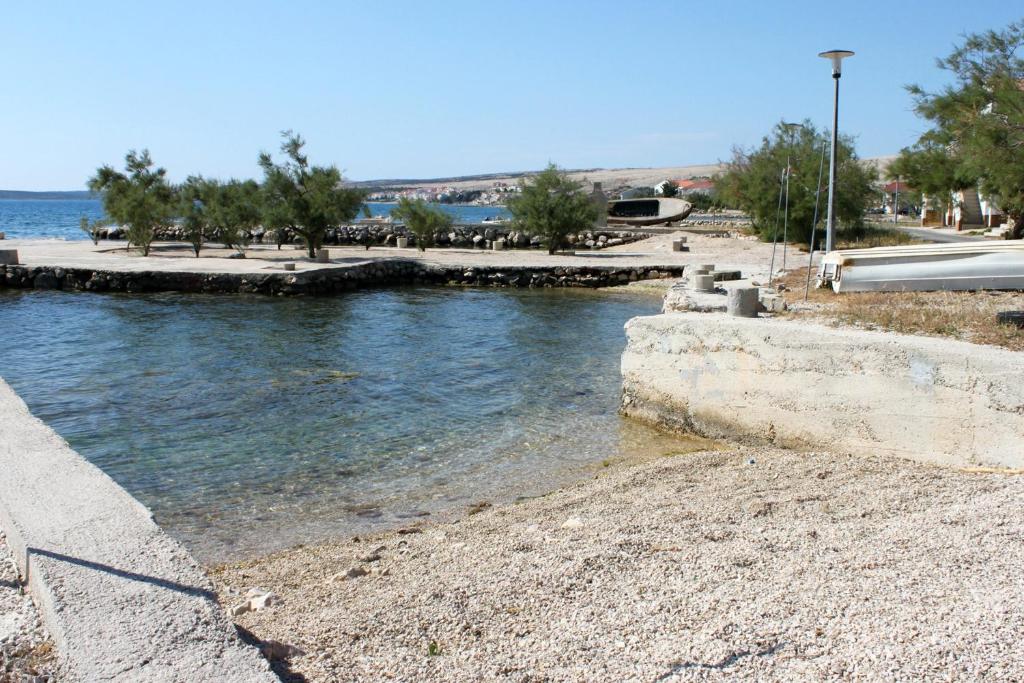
0;379;277;682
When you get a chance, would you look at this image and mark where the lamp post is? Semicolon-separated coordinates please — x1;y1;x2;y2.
818;49;854;253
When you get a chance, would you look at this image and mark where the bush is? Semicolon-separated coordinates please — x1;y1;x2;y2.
507;164;597;254
390;198;453;251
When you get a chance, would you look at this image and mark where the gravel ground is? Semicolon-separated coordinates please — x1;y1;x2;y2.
213;447;1024;681
0;531;55;683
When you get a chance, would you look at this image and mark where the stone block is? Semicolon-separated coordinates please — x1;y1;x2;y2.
728;286;760;317
693;274;715;292
315;249;330;263
0;249;18;265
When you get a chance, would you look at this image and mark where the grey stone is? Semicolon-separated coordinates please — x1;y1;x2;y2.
693;274;716;292
0;250;18;266
728;286;760;318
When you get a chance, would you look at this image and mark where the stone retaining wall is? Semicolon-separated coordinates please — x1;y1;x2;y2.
1;262;685;296
621;312;1024;469
95;224;652;251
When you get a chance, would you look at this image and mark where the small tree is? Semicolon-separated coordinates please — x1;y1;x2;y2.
178;176;211;257
88;150;175;256
661;181;679;197
903;20;1024;237
208;179;261;253
79;216;106;245
507;163;598;254
259;131;365;258
716;120;876;243
888;138;974;221
390;197;452;251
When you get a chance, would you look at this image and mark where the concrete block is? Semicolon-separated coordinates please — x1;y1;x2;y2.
671;238;686;252
621;314;1024;469
697;263;715;272
693;274;716;292
727;286;760;317
0;231;6;240
395;237;409;249
0;249;18;265
283;262;296;271
315;249;330;263
493;239;505;251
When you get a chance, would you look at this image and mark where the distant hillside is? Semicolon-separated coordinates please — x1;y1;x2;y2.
0;190;98;200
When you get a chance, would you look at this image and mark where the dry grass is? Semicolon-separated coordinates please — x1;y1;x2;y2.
778;267;1024;351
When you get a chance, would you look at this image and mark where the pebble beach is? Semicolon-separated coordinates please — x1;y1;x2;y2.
214;446;1024;681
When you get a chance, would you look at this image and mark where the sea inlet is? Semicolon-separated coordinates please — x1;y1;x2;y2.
0;286;699;562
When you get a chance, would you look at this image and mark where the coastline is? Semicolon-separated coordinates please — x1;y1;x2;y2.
212;443;1024;681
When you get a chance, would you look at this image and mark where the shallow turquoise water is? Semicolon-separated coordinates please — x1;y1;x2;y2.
0;287;678;561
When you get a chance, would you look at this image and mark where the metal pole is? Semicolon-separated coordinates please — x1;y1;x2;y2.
894;174;900;225
768;163;786;286
782;158;791;271
804;141;828;300
825;71;841;253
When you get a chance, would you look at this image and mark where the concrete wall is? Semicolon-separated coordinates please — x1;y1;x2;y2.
621;313;1024;469
0;379;276;682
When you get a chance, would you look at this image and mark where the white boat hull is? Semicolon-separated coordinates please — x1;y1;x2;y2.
819;242;1024;293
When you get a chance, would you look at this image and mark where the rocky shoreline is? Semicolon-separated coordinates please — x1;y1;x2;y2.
1;261;686;296
92;224;653;251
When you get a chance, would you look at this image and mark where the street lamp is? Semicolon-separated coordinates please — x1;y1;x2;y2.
818;49;854;253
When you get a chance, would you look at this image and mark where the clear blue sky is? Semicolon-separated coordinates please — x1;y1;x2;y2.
2;1;1020;190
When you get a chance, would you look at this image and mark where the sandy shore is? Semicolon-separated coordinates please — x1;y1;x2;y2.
213;446;1024;681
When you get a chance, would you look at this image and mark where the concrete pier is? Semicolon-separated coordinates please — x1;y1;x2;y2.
0;379;277;681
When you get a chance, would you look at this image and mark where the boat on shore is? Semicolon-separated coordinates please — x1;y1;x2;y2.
818;241;1024;293
606;198;692;226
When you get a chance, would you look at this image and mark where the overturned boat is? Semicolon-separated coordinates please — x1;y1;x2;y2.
818;241;1024;293
607;198;692;226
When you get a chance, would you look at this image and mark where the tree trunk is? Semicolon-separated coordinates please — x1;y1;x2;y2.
1010;213;1023;240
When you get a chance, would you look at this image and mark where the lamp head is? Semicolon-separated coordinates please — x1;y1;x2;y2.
818;49;854;76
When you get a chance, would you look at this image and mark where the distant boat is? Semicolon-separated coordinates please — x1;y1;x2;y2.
818;241;1024;293
607;198;693;226
481;216;508;225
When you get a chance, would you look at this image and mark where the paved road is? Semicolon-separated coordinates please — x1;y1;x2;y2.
897;227;985;243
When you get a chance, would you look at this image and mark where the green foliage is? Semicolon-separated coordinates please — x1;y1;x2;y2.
362;204;372;219
88;150;175;256
390;197;453;251
661;181;679;198
686;190;726;212
78;216;105;245
716;120;876;243
902;19;1024;236
178;176;211;256
208;179;261;252
258;131;366;258
507;163;598;254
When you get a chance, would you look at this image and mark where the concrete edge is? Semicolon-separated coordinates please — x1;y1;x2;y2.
620;312;1024;469
0;378;278;682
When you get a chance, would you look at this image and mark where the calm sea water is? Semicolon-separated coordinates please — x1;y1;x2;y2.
0;287;687;562
0;198;509;241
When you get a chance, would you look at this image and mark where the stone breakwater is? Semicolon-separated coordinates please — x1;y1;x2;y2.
93;225;652;251
1;262;685;296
